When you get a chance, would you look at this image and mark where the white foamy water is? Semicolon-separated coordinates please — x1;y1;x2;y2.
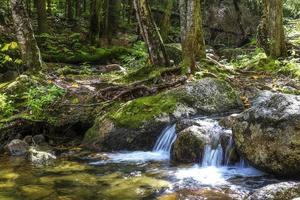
90;151;170;165
91;125;176;164
153;124;177;153
175;165;264;186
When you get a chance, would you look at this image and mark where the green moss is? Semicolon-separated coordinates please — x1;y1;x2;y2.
43;46;131;64
110;94;177;128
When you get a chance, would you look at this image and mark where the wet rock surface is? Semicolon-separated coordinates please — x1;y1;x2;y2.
233;91;300;176
5;139;29;156
171;126;208;163
247;182;300;200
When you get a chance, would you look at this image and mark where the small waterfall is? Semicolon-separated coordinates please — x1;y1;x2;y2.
153;124;177;153
197;119;247;168
202;144;223;167
224;136;234;166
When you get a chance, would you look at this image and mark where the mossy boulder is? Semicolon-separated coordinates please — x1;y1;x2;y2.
233;91;300;177
84;78;242;151
165;43;182;65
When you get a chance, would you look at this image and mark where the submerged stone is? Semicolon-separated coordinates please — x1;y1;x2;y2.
5;139;29;156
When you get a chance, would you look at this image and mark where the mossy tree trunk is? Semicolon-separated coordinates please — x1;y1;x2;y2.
257;0;286;58
133;0;170;67
10;0;43;71
179;0;206;74
35;0;48;33
89;0;102;44
160;0;173;42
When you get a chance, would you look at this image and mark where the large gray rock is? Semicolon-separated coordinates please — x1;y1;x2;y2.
84;78;242;151
171;126;209;163
233;91;300;176
248;182;300;200
203;0;260;46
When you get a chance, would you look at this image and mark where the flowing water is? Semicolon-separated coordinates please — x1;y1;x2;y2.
0;118;281;200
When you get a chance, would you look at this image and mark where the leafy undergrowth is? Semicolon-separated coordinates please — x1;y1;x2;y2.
37;33;148;66
0;75;65;121
231;48;300;80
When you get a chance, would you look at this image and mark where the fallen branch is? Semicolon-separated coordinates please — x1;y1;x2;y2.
205;55;237;75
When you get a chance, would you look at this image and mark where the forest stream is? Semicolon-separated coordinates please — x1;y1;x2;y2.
0;118;285;200
1;0;300;199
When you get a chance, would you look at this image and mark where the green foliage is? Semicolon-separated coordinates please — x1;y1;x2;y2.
0;41;22;67
231;48;300;79
0;93;15;117
284;0;300;18
120;41;148;68
25;85;65;118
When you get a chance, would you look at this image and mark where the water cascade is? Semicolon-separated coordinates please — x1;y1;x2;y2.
175;118;263;186
92;124;177;164
153;124;177;153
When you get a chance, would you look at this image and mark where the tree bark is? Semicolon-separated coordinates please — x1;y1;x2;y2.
257;0;286;58
47;0;51;15
66;0;73;21
10;0;43;71
89;0;102;44
179;0;206;73
160;0;173;42
106;0;121;44
133;0;170;67
35;0;48;33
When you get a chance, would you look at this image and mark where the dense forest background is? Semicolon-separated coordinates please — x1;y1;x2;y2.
0;1;300;200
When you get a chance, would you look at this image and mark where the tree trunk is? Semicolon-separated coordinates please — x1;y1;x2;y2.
10;0;43;71
75;0;81;18
26;0;31;17
35;0;48;33
66;0;73;21
160;0;173;42
89;0;102;44
179;0;206;73
133;0;170;67
47;0;51;15
106;0;121;44
257;0;286;58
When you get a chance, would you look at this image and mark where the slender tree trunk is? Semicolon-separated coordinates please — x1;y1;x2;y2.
75;0;81;18
257;0;286;58
269;0;286;58
26;0;31;17
83;0;87;13
179;0;206;73
35;0;48;33
47;0;51;15
106;0;121;44
133;0;170;67
66;0;73;21
160;0;173;41
10;0;43;71
89;0;102;44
